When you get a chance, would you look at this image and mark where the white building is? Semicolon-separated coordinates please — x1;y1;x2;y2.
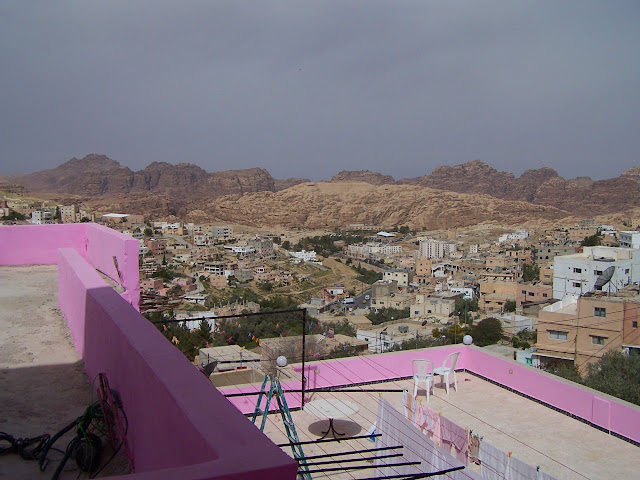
194;234;211;246
347;243;402;258
224;245;256;256
31;210;54;225
498;229;528;243
552;247;640;299
418;240;457;259
290;250;317;262
618;231;640;249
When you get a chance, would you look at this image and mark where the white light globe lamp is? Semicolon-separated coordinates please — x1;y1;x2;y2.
463;335;473;345
276;356;288;367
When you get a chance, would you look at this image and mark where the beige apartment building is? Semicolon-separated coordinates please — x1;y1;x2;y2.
479;281;518;314
535;289;640;373
516;283;554;310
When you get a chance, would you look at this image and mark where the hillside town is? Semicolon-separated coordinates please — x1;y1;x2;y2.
4;196;640;381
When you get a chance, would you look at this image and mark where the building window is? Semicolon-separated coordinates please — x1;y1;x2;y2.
573;268;582;273
542;293;548;298
591;336;606;346
522;290;526;294
573;282;581;288
633;321;638;328
528;292;535;296
594;270;602;276
594;307;606;317
625;269;630;274
549;330;568;340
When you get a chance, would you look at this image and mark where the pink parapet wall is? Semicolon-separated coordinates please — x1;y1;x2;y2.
57;247;297;479
0;223;139;310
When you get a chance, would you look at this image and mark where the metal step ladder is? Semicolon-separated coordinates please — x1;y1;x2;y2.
252;374;312;480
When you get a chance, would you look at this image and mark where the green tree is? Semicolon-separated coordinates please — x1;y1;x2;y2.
1;210;26;221
544;361;584;384
282;240;291;250
504;300;516;312
54;206;61;221
471;317;503;346
366;307;410;325
322;318;356;336
581;233;601;247
583;350;640;405
522;263;540;282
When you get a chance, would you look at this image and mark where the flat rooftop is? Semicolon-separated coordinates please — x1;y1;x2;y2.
0;266;128;479
261;373;640;479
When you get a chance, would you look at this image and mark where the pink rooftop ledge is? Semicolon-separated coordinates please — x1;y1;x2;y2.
3;224;640;480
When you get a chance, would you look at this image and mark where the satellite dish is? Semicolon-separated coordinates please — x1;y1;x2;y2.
594;266;615;290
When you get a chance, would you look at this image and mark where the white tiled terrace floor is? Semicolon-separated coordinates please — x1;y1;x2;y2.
260;371;640;480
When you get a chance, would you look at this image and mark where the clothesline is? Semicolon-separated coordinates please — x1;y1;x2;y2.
400;389;558;480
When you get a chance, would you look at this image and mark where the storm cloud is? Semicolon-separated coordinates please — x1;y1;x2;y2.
1;1;638;180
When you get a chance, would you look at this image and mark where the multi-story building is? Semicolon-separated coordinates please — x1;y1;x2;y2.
410;292;460;318
568;226;598;243
347;242;402;258
535;288;640;373
59;204;77;223
480;280;518;314
31;209;54;224
383;268;414;287
144;238;167;256
552;246;640;299
618;231;640;249
248;238;274;258
211;225;233;239
418;240;457;259
516;282;554;310
533;243;578;264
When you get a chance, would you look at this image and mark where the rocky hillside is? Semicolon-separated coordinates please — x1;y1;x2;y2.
185;181;569;230
6;154;277;199
5;154;639;223
331;170;395;185
398;160;640;215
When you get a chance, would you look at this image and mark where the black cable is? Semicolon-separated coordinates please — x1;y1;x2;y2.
0;432;50;460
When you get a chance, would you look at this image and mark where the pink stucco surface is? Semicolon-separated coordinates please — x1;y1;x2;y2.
0;224;86;265
0;223;139;309
57;248;297;479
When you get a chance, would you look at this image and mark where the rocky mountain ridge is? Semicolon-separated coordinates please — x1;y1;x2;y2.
3;154;639;222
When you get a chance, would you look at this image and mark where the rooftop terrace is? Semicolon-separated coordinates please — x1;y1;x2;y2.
2;224;640;480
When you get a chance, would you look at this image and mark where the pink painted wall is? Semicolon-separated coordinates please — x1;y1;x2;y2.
0;223;140;309
0;224;86;265
463;347;640;444
57;248;296;480
84;223;140;308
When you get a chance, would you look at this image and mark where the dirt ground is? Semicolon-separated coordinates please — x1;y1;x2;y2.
0;265;129;479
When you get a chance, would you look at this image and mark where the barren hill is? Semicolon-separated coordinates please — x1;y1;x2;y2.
183;181;569;230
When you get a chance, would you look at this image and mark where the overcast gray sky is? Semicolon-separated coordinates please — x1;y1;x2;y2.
1;1;638;180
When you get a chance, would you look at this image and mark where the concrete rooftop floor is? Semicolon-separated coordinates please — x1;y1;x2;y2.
0;266;128;479
261;368;640;479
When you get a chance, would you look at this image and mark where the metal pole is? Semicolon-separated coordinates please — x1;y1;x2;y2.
302;308;307;410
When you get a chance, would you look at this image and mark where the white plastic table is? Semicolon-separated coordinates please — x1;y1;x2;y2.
304;398;360;439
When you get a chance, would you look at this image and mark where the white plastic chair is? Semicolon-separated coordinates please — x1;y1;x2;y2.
412;359;434;402
433;351;460;395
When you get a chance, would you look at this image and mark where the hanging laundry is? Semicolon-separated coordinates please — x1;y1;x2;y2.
440;415;469;465
506;455;538;480
478;441;509;480
468;434;481;465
